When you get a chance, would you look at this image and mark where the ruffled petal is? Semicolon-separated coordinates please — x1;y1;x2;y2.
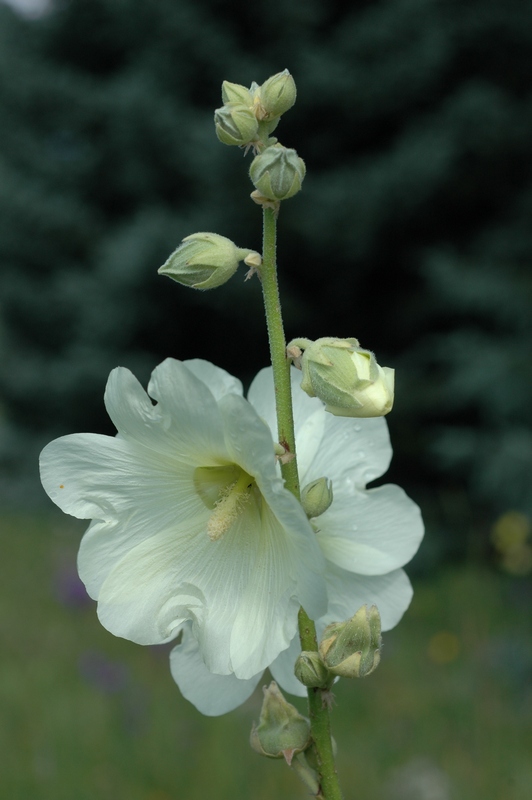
316;484;424;575
94;521;209;645
104;360;228;464
169;626;262;716
321;563;414;632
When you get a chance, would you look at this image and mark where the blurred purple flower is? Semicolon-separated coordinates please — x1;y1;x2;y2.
78;650;129;694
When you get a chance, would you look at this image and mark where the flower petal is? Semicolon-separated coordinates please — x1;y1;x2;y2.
321;563;414;632
104;359;228;464
169;626;262;716
269;634;307;698
183;359;243;401
316;484;424;575
218;391;327;623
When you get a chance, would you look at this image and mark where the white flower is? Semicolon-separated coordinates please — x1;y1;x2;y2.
169;366;424;715
39;359;327;685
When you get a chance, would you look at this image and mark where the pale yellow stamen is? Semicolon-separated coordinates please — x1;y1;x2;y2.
207;471;255;542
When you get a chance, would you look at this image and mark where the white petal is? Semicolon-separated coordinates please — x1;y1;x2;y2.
169;626;262;716
41;433;205;597
94;521;209;645
321;563;414;632
104;359;227;464
298;409;392;490
248;367;392;487
183;359;243;401
316;484;424;575
269;634;307;698
218;392;327;624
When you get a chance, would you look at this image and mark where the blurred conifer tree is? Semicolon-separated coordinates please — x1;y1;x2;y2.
0;0;531;561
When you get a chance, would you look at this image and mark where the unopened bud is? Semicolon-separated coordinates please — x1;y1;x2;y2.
250;681;310;766
158;232;258;290
258;69;297;121
289;337;394;418
294;651;331;688
319;604;382;679
301;477;333;519
221;80;253;106
214;103;259;147
249;144;306;201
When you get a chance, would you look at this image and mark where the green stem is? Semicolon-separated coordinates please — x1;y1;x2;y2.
260;206;343;800
260;207;300;496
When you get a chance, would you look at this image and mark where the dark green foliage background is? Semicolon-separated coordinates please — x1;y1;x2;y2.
1;0;531;564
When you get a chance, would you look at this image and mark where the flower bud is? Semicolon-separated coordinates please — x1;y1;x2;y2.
221;80;253;106
249;144;306;201
290;337;394;418
319;604;382;679
294;651;331;688
257;69;297;120
214;103;259;147
158;232;258;290
250;681;311;765
301;477;333;519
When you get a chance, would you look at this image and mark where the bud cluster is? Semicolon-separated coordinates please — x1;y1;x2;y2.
215;69;297;151
214;70;306;204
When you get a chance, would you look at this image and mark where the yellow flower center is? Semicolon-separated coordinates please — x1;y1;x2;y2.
193;465;257;542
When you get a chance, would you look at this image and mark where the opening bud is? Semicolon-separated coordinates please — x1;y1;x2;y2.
158;232;259;290
214;103;259;147
257;69;297;121
288;337;394;418
250;681;311;766
294;651;331;689
301;477;333;519
249;144;306;201
319;604;382;679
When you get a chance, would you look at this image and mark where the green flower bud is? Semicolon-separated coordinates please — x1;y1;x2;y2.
289;337;394;418
301;477;333;519
158;232;258;290
294;651;331;688
249;144;306;201
250;681;311;766
319;604;382;679
258;69;297;120
214;103;259;146
221;80;253;106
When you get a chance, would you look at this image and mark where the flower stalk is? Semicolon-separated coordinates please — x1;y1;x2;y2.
259;206;344;800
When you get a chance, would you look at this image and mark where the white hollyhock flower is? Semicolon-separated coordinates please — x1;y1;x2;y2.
169;366;424;714
39;359;327;685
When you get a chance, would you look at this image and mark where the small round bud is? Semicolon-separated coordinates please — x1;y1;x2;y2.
301;477;333;519
319;604;382;679
294;651;331;688
249;144;306;201
250;682;311;766
258;69;297;120
289;337;394;418
221;80;253;106
158;232;258;290
214;103;259;147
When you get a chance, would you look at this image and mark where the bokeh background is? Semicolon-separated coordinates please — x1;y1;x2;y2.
1;1;531;798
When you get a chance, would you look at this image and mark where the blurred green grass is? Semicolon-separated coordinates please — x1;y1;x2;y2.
1;513;531;800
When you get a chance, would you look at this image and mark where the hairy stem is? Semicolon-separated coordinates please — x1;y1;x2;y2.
260;206;343;800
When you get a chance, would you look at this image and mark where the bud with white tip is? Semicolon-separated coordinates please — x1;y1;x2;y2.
319;604;382;679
